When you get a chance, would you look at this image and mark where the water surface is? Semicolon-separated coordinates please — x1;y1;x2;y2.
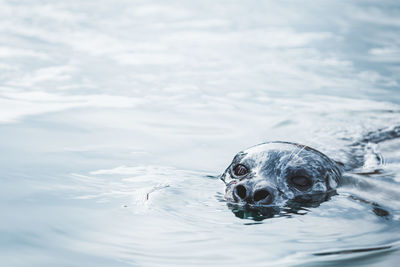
1;0;400;266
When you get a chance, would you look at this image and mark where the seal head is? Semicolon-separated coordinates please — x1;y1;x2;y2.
221;141;342;207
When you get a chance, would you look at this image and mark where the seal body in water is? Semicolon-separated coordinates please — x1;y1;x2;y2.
221;141;342;207
220;126;400;220
221;125;400;209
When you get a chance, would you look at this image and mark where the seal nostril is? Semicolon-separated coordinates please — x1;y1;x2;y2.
254;189;270;202
235;185;247;199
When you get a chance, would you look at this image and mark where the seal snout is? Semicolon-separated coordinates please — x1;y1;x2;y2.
234;184;248;200
254;189;271;202
233;183;274;205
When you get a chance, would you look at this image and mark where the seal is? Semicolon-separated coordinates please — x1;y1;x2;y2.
221;126;400;219
221;141;343;207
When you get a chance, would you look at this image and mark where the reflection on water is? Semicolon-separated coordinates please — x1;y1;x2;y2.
227;191;338;221
1;0;400;266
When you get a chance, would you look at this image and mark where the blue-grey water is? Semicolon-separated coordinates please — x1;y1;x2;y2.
1;0;400;266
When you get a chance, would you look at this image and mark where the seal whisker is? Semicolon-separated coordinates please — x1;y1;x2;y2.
288;144;307;164
287;147;298;162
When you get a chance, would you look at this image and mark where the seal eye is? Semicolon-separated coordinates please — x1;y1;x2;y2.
233;164;249;177
290;176;312;190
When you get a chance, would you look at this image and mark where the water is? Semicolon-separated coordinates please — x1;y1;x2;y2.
1;0;400;266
